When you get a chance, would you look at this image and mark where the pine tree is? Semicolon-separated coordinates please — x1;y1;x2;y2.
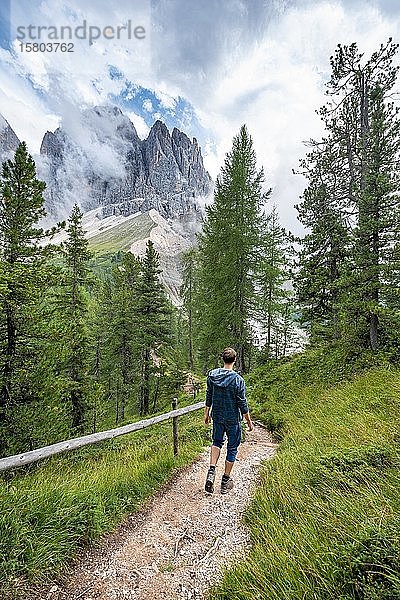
88;277;115;427
296;40;400;351
257;205;292;356
197;125;267;373
107;252;141;422
56;204;92;433
180;249;200;371
295;140;350;342
0;143;61;453
326;39;400;350
135;241;171;415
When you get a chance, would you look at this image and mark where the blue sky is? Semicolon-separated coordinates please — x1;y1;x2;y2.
1;0;400;231
0;1;10;50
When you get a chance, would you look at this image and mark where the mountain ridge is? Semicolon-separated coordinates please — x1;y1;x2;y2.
0;114;20;161
0;105;213;224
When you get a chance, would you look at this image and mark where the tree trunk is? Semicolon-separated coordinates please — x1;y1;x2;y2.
370;200;380;351
115;379;119;425
370;313;378;351
188;269;194;371
0;301;16;418
188;304;194;372
236;344;246;374
152;375;160;412
140;348;150;415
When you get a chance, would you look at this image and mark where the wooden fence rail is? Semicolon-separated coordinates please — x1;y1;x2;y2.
0;400;205;473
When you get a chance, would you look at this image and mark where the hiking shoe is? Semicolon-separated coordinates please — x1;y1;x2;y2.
205;468;216;493
221;477;234;494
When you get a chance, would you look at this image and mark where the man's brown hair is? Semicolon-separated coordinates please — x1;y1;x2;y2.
221;347;237;364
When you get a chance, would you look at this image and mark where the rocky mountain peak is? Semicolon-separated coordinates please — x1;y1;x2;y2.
40;129;65;160
84;105;140;144
0;114;20;162
36;105;212;222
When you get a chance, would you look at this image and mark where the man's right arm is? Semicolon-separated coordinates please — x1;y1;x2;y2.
237;378;253;431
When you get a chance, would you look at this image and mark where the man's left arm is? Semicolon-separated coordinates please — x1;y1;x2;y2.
204;375;212;424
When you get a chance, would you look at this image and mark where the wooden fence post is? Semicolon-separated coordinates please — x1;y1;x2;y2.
172;397;179;456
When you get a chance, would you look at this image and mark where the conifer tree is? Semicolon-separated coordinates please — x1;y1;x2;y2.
326;39;400;350
107;252;140;421
296;40;400;351
56;204;92;433
135;241;171;415
180;249;200;371
258;205;292;356
197;125;267;373
0;143;60;452
295;141;350;342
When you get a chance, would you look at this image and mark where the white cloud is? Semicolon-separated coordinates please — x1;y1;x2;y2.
142;98;153;112
184;1;400;233
0;49;60;152
3;0;152;146
126;111;150;139
154;90;176;110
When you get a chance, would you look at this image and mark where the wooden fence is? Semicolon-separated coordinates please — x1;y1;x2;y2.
0;400;205;473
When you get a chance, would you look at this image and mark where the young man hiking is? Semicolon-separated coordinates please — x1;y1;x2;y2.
204;347;253;494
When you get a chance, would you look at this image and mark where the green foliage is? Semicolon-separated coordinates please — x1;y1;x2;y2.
0;143;63;454
180;248;200;371
197;125;269;372
257;205;296;359
52;204;94;433
295;40;400;352
135;240;173;414
92;252;141;422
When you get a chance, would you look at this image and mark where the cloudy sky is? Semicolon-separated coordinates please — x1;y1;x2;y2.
0;0;399;232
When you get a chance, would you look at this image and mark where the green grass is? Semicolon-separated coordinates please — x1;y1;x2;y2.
213;348;400;600
0;410;208;598
88;211;155;253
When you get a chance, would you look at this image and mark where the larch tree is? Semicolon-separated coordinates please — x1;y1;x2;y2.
107;252;141;422
258;205;292;357
197;125;267;373
180;248;200;372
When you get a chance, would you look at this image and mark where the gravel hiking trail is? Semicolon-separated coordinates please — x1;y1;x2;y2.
30;425;276;600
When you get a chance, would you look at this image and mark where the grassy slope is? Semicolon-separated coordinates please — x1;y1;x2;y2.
87;211;155;253
214;349;400;600
0;410;207;598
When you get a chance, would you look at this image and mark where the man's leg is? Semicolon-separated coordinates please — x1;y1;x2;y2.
224;459;234;476
210;445;221;467
205;422;224;493
221;423;242;494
